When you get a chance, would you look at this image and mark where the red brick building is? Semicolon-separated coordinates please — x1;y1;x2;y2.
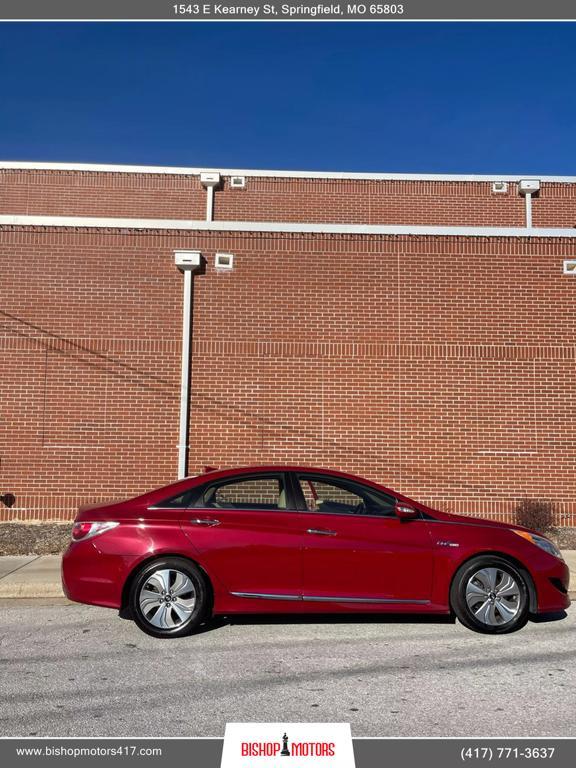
1;162;576;525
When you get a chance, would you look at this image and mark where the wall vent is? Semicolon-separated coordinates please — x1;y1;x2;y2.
215;253;234;271
491;181;508;194
230;176;246;189
563;260;576;275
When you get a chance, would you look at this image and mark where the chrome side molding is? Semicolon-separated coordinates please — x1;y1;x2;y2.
231;592;430;605
302;596;430;604
231;592;301;601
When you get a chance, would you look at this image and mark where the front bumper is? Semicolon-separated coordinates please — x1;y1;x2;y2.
533;556;571;613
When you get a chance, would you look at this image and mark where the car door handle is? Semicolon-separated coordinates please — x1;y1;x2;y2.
189;518;221;527
306;528;337;536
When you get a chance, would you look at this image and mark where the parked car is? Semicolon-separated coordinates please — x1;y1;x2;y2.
61;466;570;638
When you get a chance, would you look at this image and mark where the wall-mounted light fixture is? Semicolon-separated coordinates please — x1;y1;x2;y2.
200;172;222;221
518;179;541;228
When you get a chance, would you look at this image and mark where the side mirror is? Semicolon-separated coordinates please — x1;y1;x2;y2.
395;503;418;520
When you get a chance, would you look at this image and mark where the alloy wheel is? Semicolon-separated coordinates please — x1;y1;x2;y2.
138;568;197;630
465;567;521;627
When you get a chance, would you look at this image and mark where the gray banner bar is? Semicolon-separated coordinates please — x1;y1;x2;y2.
1;739;575;768
0;0;575;21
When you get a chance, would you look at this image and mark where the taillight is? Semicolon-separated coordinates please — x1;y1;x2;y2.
71;521;119;541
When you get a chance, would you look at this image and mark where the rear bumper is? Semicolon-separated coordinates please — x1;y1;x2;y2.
533;557;571;613
61;541;138;609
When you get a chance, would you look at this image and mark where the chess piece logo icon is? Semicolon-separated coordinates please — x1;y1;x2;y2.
280;733;290;756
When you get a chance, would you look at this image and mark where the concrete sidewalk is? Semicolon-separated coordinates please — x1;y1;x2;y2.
0;555;64;597
1;552;575;600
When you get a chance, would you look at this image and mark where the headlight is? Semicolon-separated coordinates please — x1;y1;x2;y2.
512;530;563;559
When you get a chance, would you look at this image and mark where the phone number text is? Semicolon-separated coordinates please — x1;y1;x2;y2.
461;748;556;762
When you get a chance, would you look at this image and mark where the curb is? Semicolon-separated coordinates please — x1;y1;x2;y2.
0;583;65;598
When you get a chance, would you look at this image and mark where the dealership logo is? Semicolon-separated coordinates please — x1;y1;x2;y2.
222;723;355;768
240;731;336;758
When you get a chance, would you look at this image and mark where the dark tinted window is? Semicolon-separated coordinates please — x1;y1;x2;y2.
297;474;396;517
155;489;197;509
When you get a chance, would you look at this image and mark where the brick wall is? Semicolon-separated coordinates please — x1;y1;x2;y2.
2;169;576;227
0;170;205;220
1;202;576;524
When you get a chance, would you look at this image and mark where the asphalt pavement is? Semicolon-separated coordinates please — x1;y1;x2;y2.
0;600;574;738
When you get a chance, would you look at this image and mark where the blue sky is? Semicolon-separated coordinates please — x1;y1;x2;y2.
0;23;575;173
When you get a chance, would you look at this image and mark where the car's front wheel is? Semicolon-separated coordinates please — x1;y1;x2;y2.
450;556;530;634
129;557;210;638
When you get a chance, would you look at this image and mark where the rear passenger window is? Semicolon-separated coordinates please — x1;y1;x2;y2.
198;476;287;510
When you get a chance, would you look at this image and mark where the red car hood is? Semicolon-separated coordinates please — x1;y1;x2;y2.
426;507;536;535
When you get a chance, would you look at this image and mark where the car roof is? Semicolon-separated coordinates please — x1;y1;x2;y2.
140;464;400;506
187;464;404;500
187;465;374;483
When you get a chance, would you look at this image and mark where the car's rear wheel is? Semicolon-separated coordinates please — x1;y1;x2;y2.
450;556;530;634
129;557;210;638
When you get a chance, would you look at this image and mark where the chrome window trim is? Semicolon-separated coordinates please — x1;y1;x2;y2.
148;506;422;519
300;510;418;520
192;506;301;514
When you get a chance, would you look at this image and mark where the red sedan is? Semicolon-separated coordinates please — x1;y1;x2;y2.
62;466;570;638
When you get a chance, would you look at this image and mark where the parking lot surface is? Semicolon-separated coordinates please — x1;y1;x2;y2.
0;600;574;737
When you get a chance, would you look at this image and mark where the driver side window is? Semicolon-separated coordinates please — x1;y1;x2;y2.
297;475;396;517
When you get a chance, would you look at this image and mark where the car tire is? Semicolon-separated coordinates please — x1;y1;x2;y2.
450;555;530;635
129;557;210;638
